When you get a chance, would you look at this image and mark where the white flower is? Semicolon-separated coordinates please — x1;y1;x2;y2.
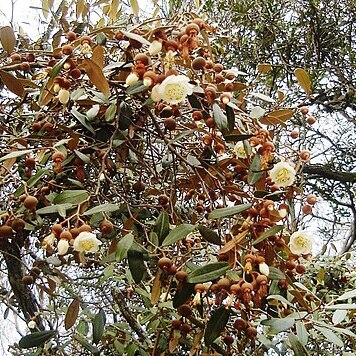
259;262;270;276
27;320;37;329
58;238;69;255
87;105;100;120
58;89;70;104
46;256;62;266
269;161;296;187
151;84;161;102
233;141;248;159
148;40;162;55
73;231;102;253
289;230;312;255
126;72;139;86
158;75;193;105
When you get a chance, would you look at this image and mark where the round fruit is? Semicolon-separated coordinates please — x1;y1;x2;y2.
66;31;77;41
100;220;114;234
180;323;192;333
171;319;182;329
59;230;73;240
176;270;188;281
78;224;92;232
213;63;223;73
177;304;192;317
158;195;169;206
11;218;25;232
302;204;312;215
70;68;82;79
20;62;30;71
132;181;145;193
192;110;203;121
157;257;172;270
23;195;38;210
62;44;74;55
233;318;247;331
296;264;306;274
307;115;316;125
10;53;21;62
52;151;65;162
223;335;234;345
52;224;63;236
22;275;34;285
217;277;231;291
306;194;317;205
134;53;150;66
164;117;176;131
246;326;257;339
192;57;206;70
0;225;13;238
185;23;200;36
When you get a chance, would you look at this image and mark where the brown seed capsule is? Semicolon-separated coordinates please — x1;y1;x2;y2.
177;304;192;317
60;230;73;240
52;223;63;236
62;44;74;55
307;115;316;125
192;110;203;121
78;224;92;232
25;157;36;169
306;194;317;205
286;260;296;270
0;225;13;239
180;323;192;333
10;53;21;62
133;181;145;193
299;106;309;115
134;53;150;66
296;264;306;274
302;204;312;215
158;194;169;206
22;275;34;285
70;68;82;79
223;335;234;345
192;57;206;70
213;63;223;73
23;195;38;211
185;23;200;36
290;130;299;139
80;35;92;45
158;257;172;270
246;326;257;339
100;220;114;234
52;151;65;162
11;218;25;232
66;31;77;41
233;318;247;331
20;62;30;71
171;319;182;329
176;270;188;281
168;265;177;275
164;117;176;131
217;277;231;291
69;227;80;238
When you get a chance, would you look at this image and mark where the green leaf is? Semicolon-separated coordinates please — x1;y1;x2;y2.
173;282;195;308
288;332;310;356
268;267;285;280
225;104;235;132
120;30;150;45
19;330;57;349
247;154;263;185
126;81;148;95
0;149;32;162
198;225;221;245
128;247;146;284
204;307;231;345
250;92;275;103
154;211;170;245
267;295;295;309
50;56;68;79
74;150;91;164
314;326;344;348
296;321;309;346
92;309;106;344
115;233;134;261
332;309;347;325
253;225;284;245
169;130;195;144
53;190;88;204
83;204;120;216
73;334;99;355
161;224;195;247
15;168;48;196
36;203;74;215
337;288;356;301
213;103;228;134
186;262;230;284
325;303;356;310
208;203;252;219
105;102;117;122
224;134;254;142
261;318;295;334
71;107;95;134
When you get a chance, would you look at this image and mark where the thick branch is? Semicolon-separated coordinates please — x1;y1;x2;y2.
303;164;356;184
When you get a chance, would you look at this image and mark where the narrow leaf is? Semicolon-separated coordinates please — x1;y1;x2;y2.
186;262;230;284
0;70;24;96
294;68;311;94
253;225;284;245
337;288;356;301
0;26;16;53
83;204;120;216
92;309;106;344
288;332;310;356
128;248;146;283
247;154;262;185
53;190;88;204
208;203;252;219
261;318;295;334
198;225;221;245
204;307;231;345
82;59;110;98
115;233;134;261
268;267;285;280
154;211;170;245
161;224;195;247
65;298;80;330
19;330;57;349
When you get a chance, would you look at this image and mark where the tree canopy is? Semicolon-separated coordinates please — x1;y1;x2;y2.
0;1;355;355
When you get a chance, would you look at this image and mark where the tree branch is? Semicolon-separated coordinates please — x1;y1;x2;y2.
303;164;356;184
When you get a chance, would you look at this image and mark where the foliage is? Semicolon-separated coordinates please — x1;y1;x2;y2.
0;1;355;355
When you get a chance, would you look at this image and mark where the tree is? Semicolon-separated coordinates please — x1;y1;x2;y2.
0;1;355;355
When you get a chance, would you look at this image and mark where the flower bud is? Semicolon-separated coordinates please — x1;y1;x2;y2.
126;72;139;86
148;40;162;55
58;89;70;104
259;262;270;276
58;238;69;255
